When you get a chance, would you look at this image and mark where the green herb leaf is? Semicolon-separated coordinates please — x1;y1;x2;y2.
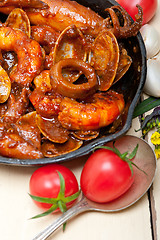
133;97;160;118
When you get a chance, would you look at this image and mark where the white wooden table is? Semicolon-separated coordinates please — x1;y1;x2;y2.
0;1;160;239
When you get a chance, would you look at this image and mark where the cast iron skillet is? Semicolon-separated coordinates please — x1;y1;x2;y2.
0;0;146;166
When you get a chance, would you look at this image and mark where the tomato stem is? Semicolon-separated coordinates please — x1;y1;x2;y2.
29;171;81;222
94;142;146;175
29;202;58;219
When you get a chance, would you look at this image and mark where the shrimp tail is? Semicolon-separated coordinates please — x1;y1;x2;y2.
58;90;125;131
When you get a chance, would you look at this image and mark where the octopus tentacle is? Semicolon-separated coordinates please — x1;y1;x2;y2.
111;5;143;38
104;7;120;37
0;0;143;39
111;5;132;27
0;0;143;160
85;4;142;39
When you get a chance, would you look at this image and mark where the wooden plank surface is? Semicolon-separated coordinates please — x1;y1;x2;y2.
145;2;160;239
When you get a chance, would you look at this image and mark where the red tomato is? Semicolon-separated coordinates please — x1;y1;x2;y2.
29;164;79;210
116;0;158;25
80;148;134;203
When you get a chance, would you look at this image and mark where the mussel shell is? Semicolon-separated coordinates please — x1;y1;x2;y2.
36;114;69;144
0;0;146;166
4;8;31;37
114;47;132;84
41;136;83;158
51;25;87;82
15;111;41;150
72;129;99;140
89;30;119;91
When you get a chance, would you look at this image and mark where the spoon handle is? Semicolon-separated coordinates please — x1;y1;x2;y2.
32;196;90;240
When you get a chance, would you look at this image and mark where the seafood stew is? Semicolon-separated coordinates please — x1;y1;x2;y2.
0;0;146;165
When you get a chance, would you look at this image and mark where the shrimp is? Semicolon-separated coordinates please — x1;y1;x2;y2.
0;27;44;85
58;90;125;131
31;25;60;54
29;89;63;118
29;70;63;118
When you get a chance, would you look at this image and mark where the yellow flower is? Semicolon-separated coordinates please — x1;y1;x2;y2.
155;146;160;159
143;129;147;135
151;131;160;145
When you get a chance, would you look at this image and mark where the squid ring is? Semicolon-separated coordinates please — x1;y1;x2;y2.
50;58;98;99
